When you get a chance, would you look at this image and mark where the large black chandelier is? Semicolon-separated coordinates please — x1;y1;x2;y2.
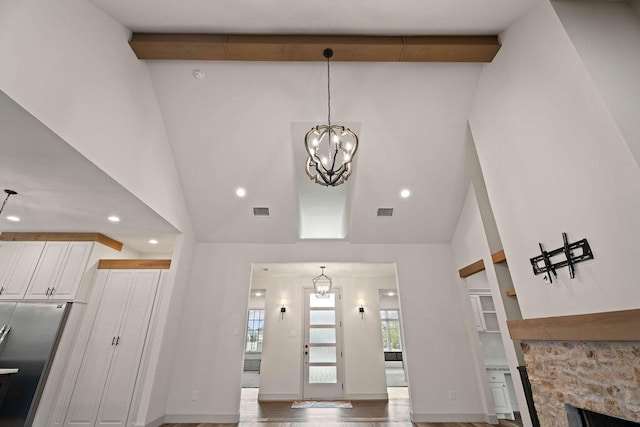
304;48;359;187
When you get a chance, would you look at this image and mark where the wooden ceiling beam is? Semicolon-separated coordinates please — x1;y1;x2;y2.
129;34;500;62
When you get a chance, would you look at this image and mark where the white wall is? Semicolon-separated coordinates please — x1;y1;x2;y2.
0;2;198;424
165;242;488;423
255;271;389;400
553;0;640;168
253;272;390;400
451;185;532;426
341;275;390;398
0;0;190;233
469;1;640;319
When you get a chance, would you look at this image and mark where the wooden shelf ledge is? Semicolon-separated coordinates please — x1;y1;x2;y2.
492;250;507;264
458;259;485;278
507;309;640;341
0;232;122;252
98;259;171;270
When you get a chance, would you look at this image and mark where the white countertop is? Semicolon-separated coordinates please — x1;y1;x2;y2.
0;368;18;375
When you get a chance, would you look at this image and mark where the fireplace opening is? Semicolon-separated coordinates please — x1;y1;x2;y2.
571;407;640;426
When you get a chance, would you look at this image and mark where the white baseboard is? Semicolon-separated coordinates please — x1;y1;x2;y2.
140;415;165;427
487;414;499;424
163;413;240;423
411;412;491;423
258;393;301;401
343;392;389;400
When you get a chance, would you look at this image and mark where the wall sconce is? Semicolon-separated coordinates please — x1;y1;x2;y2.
358;304;365;320
280;300;286;320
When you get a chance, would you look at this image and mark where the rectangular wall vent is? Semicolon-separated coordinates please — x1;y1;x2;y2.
253;207;270;217
377;208;394;217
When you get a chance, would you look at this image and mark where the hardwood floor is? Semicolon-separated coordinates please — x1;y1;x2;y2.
162;388;496;427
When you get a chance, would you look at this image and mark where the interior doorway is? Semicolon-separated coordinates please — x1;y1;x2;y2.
379;289;407;387
241;289;265;388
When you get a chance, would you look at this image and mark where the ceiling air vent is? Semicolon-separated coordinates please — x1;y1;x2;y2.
253;207;270;217
377;208;394;217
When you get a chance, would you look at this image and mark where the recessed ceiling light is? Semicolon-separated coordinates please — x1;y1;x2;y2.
193;69;205;80
388;292;395;296
255;292;262;296
6;216;20;222
400;189;411;198
149;239;159;245
236;187;246;198
108;216;120;222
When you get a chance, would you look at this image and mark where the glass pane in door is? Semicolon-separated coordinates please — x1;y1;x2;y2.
309;366;337;384
309;328;336;344
309;310;335;325
309;347;337;363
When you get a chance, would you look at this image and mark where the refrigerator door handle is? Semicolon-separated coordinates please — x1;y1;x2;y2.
0;325;11;346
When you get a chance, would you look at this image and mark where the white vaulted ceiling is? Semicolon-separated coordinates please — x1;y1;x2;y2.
1;0;544;247
85;0;542;244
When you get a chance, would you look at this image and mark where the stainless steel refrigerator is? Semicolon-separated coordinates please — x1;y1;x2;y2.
0;302;70;427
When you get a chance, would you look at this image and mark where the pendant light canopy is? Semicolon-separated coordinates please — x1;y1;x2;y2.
304;49;359;187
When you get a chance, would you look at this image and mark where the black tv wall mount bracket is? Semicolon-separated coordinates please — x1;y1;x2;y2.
529;232;593;283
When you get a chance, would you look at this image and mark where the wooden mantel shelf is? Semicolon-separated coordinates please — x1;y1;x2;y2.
507;309;640;342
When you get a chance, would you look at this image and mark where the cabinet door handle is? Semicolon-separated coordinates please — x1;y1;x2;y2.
112;336;116;346
51;287;55;296
0;287;4;295
46;288;51;296
115;336;120;346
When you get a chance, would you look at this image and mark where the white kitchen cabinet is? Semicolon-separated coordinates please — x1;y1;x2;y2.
487;370;515;420
469;295;485;331
63;269;160;427
0;241;45;299
469;292;500;333
25;242;93;300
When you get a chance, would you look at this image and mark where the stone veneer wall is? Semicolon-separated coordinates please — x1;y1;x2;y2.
522;341;640;427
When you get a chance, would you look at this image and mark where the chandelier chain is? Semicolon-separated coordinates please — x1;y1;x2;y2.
327;54;331;127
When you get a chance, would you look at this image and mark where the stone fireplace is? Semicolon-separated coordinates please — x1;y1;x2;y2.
508;309;640;427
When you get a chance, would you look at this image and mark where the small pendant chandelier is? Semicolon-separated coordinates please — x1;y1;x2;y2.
313;266;332;297
304;49;359;187
0;189;17;217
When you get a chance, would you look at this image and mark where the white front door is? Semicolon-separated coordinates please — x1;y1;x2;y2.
303;288;343;399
